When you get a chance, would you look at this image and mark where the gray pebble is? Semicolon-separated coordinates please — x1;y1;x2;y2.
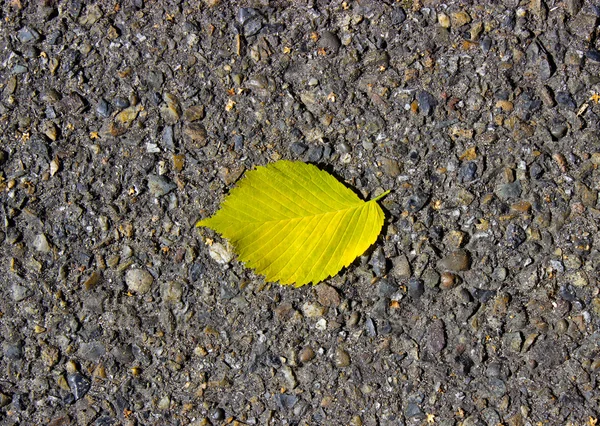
391;6;407;25
290;142;307;156
391;254;411;279
407;277;424;299
369;247;387;277
33;233;51;253
459;162;478;183
495;180;522;201
125;268;154;294
306;145;323;163
425;319;446;354
96;99;112;118
378;279;399;297
17;27;41;43
274;393;298;410
4;341;23;360
162;126;175;151
405;191;429;213
211;407;225;421
67;373;91;401
147;175;176;197
319;31;341;54
556;92;576;109
416;90;436;116
12;284;31;302
505;223;526;248
78;341;106;362
585;49;600;62
365;317;376;337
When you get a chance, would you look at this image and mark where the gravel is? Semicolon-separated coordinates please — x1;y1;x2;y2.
1;1;600;424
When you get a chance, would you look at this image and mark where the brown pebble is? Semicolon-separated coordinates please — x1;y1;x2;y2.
184;122;208;146
334;347;350;367
440;272;457;289
315;283;340;307
437;249;471;272
184;105;205;122
553;153;568;173
299;346;315;363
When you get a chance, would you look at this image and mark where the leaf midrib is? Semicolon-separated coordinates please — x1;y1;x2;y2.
229;200;373;225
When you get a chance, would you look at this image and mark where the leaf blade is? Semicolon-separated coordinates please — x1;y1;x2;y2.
197;160;387;286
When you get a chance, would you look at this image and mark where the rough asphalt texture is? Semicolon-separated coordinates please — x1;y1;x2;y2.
1;0;600;425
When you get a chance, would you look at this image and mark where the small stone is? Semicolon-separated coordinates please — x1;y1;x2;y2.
369;247;387;277
42;121;58;141
33;233;51;253
440;272;457;289
210;408;225;421
379;157;401;177
503;332;522;352
114;97;130;109
12;284;31;302
162;281;183;303
318;31;341;54
425;319;446;354
115;106;140;124
299;346;315;363
302;301;325;318
495;180;522;201
125;268;154;294
147;175;176;197
334;348;350;367
438;249;471;272
82;271;101;291
160;101;181;123
290;142;307;156
459;161;478;183
157;396;171;410
549;119;568;139
391;7;407;26
567;270;589;287
208;242;233;264
422;269;440;288
585;49;600;62
67;373;91;401
407;277;424;299
96;99;112;117
451;11;472;27
391;254;411;278
274;393;298;410
505;224;527;249
315;284;340;307
183;122;208;147
416;90;436;116
184;105;205;122
405;191;429;212
556;92;576;109
438;13;451;28
17;26;41;43
78;341;106;362
378;279;399;297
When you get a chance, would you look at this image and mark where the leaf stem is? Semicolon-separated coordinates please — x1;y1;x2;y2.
371;190;391;202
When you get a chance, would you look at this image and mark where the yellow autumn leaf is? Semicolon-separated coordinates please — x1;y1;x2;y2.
197;160;388;287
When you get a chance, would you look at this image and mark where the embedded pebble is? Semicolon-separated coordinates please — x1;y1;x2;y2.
125;268;154;294
438;250;471;272
334;348;351;367
33;234;51;253
147;175;176;197
67;373;91;401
